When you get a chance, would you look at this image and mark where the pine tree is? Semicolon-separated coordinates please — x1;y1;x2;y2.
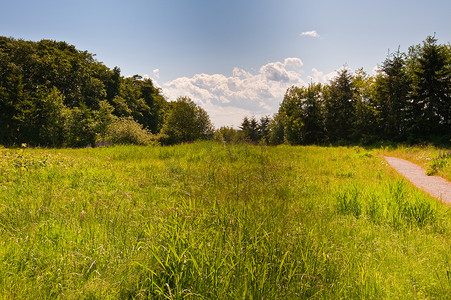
303;83;325;144
324;68;356;142
373;51;411;140
409;36;451;138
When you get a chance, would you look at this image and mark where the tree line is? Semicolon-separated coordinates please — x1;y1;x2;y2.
1;36;450;147
215;36;450;146
0;37;212;147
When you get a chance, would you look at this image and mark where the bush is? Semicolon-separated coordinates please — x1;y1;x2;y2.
105;117;153;145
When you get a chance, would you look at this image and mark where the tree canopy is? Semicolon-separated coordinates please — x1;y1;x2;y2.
229;36;450;146
0;37;210;146
1;35;450;147
160;96;213;144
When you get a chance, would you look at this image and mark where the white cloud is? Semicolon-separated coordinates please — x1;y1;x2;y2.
308;68;337;84
259;58;303;82
162;58;307;128
201;102;254;129
153;69;160;78
232;67;252;78
260;62;290;82
301;30;320;38
141;73;163;89
284;57;303;68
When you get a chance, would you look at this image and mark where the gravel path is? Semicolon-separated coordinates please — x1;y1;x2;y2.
384;156;451;204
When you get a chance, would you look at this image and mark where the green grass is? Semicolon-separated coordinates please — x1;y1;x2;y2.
0;142;450;298
380;144;451;180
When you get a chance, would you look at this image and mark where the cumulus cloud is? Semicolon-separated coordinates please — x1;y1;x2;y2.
284;57;303;68
308;68;337;84
260;58;303;82
200;102;254;128
162;58;307;127
301;30;320;38
153;68;160;78
141;73;163;89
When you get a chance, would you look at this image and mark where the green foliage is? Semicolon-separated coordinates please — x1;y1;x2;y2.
335;180;440;229
64;104;97;147
237;115;273;145
0;37;167;147
213;126;245;144
426;150;451;175
279;83;324;145
258;115;271;144
324;68;357;142
104;117;153;145
267;114;285;145
37;87;68;146
161;97;214;144
2;35;451;148
113;76;166;134
278;87;305;144
409;36;451;137
373;51;411;140
94;100;116;143
266;35;451;147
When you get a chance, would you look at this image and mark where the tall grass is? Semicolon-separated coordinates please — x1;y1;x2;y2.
380;144;451;180
0;142;450;298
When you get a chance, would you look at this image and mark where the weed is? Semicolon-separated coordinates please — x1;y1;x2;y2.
427;150;451;175
335;185;362;218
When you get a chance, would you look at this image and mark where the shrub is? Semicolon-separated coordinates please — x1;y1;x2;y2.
104;117;153;145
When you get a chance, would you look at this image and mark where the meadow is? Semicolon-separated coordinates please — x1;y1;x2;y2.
0;142;450;299
380;145;451;180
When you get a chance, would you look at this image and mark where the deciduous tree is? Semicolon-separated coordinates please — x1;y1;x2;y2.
161;97;213;144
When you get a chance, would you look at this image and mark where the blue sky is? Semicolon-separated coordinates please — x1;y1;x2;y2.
2;0;451;127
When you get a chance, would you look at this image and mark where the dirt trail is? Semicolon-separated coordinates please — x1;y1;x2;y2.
384;156;451;204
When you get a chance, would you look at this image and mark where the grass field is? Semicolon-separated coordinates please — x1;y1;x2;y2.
380;144;451;180
0;142;450;298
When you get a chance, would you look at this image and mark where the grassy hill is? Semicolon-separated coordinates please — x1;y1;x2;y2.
0;142;450;298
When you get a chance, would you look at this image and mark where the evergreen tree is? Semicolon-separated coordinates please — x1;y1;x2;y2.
302;83;325;144
373;51;411;140
249;117;259;143
324;68;356;142
239;116;251;141
258;116;271;144
239;116;261;143
239;116;255;142
408;36;451;138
